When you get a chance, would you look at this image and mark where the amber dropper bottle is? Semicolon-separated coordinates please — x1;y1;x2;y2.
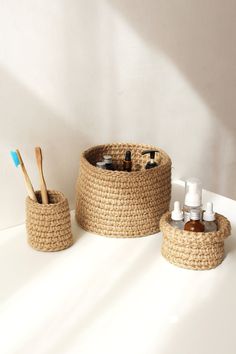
123;151;132;172
184;209;205;232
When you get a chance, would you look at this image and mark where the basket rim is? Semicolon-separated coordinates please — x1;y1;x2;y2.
26;190;67;207
80;142;171;175
160;211;231;242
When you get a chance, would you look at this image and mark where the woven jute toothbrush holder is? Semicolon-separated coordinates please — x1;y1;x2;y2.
76;143;172;237
160;212;231;270
26;190;73;252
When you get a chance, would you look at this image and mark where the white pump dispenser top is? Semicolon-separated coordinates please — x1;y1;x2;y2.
184;178;202;207
171;201;183;221
203;202;215;221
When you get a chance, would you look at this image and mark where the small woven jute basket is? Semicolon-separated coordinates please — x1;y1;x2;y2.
26;190;73;252
160;212;231;270
76;143;172;237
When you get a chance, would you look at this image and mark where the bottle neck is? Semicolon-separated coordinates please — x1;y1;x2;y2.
190;218;201;222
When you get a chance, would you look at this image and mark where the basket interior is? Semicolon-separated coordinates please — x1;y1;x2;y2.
35;191;64;205
84;143;169;171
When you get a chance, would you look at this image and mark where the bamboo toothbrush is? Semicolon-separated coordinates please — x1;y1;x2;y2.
10;149;37;201
35;147;49;204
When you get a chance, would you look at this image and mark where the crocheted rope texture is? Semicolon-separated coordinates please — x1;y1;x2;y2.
160;212;231;270
76;143;171;237
26;190;73;252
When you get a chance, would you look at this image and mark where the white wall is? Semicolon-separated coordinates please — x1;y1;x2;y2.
0;0;236;229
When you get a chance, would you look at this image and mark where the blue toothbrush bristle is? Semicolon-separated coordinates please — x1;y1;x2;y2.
10;151;20;167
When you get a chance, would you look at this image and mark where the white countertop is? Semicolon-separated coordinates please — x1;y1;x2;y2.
0;181;235;354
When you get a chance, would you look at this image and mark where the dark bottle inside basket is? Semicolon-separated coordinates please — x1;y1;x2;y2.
103;155;114;170
123;151;132;172
96;161;106;169
141;150;159;169
184;209;205;232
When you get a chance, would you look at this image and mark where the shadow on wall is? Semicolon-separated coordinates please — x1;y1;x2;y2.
1;0;236;203
108;0;236;198
0;67;91;229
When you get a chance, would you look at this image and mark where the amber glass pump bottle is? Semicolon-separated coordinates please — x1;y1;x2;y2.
184;209;205;232
141;150;159;169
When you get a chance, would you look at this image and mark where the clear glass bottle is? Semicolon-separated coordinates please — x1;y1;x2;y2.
183;177;202;222
170;201;184;230
184;209;205;232
203;202;217;232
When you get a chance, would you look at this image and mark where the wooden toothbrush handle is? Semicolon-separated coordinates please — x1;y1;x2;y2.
16;149;37;201
39;167;49;204
21;164;37;201
35;147;48;204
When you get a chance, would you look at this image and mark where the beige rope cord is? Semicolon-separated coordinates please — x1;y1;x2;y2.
76;143;172;237
160;212;231;270
26;190;73;252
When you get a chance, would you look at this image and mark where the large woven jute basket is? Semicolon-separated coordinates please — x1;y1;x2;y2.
160;212;231;270
76;143;172;237
26;190;73;252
